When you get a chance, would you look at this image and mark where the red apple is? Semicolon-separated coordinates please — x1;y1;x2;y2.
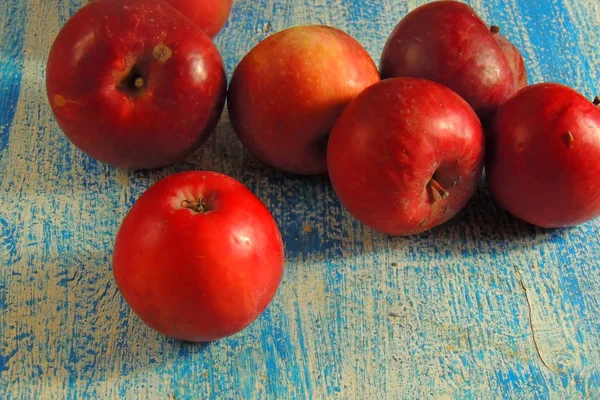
113;171;285;342
380;1;527;120
228;25;380;175
164;0;233;38
327;78;485;236
46;0;227;170
487;83;600;228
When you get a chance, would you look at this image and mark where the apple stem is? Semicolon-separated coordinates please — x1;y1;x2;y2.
490;25;501;34
564;131;575;148
134;77;145;89
594;96;600;106
181;199;209;213
430;178;450;199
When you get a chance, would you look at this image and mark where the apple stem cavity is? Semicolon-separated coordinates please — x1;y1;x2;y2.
182;198;211;213
490;25;501;34
118;64;148;95
430;178;450;199
594;96;600;106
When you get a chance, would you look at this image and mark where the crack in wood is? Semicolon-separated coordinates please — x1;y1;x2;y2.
514;265;557;374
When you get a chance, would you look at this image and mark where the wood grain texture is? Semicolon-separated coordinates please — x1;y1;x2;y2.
1;0;599;398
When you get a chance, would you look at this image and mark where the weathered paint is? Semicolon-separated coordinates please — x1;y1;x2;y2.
1;0;599;398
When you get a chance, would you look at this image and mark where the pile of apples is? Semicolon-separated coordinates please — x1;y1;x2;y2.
47;0;600;342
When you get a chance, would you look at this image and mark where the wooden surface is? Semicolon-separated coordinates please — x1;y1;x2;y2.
1;0;600;398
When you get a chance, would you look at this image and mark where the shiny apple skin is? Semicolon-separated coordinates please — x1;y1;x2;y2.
113;171;285;342
228;25;380;175
380;1;527;120
488;83;600;228
327;78;485;236
165;0;233;38
46;0;227;169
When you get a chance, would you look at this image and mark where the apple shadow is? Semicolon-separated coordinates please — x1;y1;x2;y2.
427;182;540;240
0;250;214;390
134;107;285;184
148;111;564;266
275;173;570;265
6;107;244;199
375;180;570;261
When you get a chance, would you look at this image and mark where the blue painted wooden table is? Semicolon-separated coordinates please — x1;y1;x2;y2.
1;0;599;398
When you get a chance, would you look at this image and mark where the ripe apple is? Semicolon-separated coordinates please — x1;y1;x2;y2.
164;0;233;38
327;78;485;236
46;0;227;170
487;83;600;228
380;1;527;120
113;171;285;342
227;25;380;175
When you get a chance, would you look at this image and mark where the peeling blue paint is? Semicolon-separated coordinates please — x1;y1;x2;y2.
1;0;600;398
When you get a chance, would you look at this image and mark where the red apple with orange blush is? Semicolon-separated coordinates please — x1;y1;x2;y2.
228;25;380;175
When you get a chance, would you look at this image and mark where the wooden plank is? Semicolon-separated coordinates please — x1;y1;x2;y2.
1;0;599;398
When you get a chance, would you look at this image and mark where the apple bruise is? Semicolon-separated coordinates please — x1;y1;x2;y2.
52;94;83;109
152;43;173;63
54;94;67;108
